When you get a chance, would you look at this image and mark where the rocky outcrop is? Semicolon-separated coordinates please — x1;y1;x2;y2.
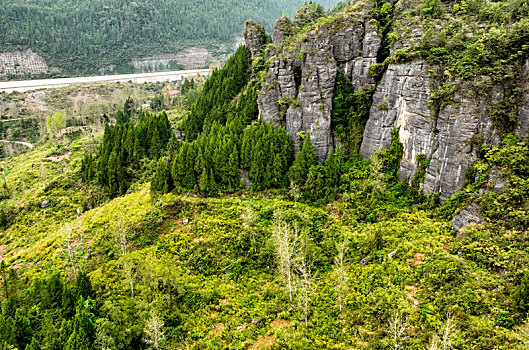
515;60;529;137
451;204;485;233
256;3;529;199
360;61;497;198
244;21;267;58
293;4;324;28
0;50;52;79
258;9;382;162
129;47;228;71
273;16;294;46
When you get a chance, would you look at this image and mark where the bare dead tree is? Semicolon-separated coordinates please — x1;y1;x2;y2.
429;313;457;350
272;212;300;303
116;217;135;298
63;224;77;274
387;311;408;350
78;228;87;274
242;208;258;254
289;180;302;206
296;253;316;327
144;309;165;350
40;163;48;187
334;240;348;312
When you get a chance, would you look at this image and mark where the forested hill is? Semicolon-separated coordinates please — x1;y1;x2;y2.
0;0;339;76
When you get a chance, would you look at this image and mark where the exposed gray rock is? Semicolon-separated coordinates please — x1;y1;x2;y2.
489;168;508;191
451;204;485;233
258;11;381;162
516;61;529;137
239;170;251;189
361;61;497;199
359;255;372;266
273;15;293;46
40;199;51;208
244;21;267;58
388;250;398;258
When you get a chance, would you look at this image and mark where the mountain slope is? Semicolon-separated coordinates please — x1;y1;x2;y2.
1;1;529;349
0;0;340;77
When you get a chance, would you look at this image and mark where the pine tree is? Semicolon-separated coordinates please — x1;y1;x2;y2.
151;160;173;195
75;273;94;300
227;144;240;191
289;134;316;188
115;110;127;125
14;311;33;350
65;327;91;350
48;273;63;310
0;315;16;348
107;150;120;196
198;166;208;194
123;97;135;121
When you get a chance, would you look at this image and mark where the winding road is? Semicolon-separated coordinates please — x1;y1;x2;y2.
0;140;34;149
0;69;211;93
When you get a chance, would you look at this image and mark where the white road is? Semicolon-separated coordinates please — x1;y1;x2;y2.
0;69;211;93
0;140;34;149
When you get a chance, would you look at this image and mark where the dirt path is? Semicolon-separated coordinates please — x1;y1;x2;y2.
0;118;29;122
0;140;34;149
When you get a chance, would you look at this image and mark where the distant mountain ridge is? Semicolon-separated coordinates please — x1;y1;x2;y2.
0;0;340;78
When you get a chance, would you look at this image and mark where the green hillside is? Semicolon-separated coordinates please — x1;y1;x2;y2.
0;0;339;75
1;0;529;349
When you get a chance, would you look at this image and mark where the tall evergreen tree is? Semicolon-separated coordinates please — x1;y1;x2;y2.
289;134;316;188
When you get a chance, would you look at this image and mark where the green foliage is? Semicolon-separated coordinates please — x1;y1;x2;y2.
471;136;529;229
3;2;529;349
0;0;338;75
46;112;66;138
373;127;404;181
151;159;174;196
181;46;252;140
82;111;171;197
293;3;325;28
289;134;316;188
513;273;529;316
241;121;294;191
410;153;431;191
331;71;374;154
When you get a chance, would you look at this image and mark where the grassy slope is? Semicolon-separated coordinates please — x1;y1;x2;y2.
1;135;526;348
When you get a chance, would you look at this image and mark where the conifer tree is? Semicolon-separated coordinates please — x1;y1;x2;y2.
14;311;33;350
115;110;127;125
0;315;16;348
151;160;173;195
123;97;135;121
289;133;316;188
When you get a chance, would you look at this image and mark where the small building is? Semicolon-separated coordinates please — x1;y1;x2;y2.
168;90;181;98
141;103;150;109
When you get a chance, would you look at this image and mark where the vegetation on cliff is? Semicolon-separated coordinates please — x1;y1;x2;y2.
1;1;529;349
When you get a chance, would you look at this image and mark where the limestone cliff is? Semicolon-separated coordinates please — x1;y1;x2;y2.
246;1;529;199
248;3;380;162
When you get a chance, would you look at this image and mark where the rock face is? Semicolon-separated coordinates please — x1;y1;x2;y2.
254;4;529;198
0;50;51;79
244;21;267;58
360;61;497;198
451;204;485;233
273;16;294;46
258;10;381;162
